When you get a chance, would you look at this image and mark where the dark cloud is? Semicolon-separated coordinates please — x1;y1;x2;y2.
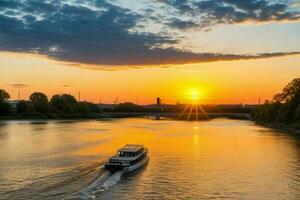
0;0;178;66
163;0;300;29
167;18;198;30
0;0;299;68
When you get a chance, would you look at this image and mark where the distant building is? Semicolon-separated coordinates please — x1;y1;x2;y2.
157;97;161;105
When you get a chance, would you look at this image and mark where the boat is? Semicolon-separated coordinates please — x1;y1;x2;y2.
105;144;149;173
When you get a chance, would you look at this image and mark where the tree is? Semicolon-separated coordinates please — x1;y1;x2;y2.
50;94;78;113
30;92;48;103
295;104;300;122
78;101;101;115
77;102;90;116
273;78;300;103
0;89;10;115
0;89;10;101
29;92;49;113
253;78;300;124
114;102;145;112
0;101;10;115
17;100;34;113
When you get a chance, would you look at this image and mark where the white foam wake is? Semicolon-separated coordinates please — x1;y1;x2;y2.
102;171;123;189
75;169;124;200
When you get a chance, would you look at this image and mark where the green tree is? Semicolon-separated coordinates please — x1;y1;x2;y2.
0;89;10;101
30;92;49;113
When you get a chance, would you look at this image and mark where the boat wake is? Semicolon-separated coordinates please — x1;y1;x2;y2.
66;145;148;200
71;169;124;200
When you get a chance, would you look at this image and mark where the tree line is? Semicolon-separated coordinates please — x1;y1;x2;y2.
0;90;101;118
252;78;300;128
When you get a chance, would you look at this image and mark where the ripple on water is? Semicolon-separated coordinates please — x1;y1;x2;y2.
0;119;300;200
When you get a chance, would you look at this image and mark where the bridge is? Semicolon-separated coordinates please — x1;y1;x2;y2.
100;112;252;121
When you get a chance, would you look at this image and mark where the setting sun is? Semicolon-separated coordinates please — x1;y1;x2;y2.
191;89;200;100
188;89;202;102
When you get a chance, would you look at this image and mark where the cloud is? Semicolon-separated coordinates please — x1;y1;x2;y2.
0;0;299;68
9;84;31;88
162;0;300;29
61;84;71;87
71;51;300;69
166;18;198;30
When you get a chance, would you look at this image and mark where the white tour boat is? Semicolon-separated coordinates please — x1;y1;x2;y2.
105;144;149;173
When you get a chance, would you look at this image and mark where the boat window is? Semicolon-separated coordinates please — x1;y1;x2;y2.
129;152;146;165
118;149;144;157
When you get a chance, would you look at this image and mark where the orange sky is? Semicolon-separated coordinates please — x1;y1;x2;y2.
1;52;300;105
1;0;300;105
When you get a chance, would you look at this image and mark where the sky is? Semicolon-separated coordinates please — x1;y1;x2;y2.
1;0;300;104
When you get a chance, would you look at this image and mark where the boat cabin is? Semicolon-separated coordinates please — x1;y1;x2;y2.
105;144;148;172
118;144;144;157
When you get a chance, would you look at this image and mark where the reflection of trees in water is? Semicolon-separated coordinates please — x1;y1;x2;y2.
269;129;300;196
286;133;300;197
30;121;50;132
0;122;8;139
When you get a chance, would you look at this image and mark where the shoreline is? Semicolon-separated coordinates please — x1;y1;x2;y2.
2;115;298;136
255;121;300;134
0;112;251;120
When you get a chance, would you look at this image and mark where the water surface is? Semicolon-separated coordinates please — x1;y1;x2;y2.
0;118;299;199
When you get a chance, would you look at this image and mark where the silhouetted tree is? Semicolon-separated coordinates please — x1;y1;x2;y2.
50;94;78;113
0;89;10;101
253;78;300;125
77;101;101;115
0;101;10;115
30;92;49;113
273;78;300;103
296;104;300;121
0;89;10;115
17;100;34;113
114;102;145;112
77;102;90;116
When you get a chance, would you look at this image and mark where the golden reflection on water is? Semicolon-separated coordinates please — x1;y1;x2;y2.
0;118;299;200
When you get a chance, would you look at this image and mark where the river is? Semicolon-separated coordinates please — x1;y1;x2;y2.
0;118;299;200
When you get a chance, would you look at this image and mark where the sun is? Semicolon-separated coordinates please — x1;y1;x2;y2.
189;89;201;101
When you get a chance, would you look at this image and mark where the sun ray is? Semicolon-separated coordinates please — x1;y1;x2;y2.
198;104;209;120
195;104;199;121
187;105;194;121
177;104;190;120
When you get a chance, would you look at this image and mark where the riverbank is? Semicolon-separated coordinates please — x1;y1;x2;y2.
255;121;300;134
0;112;251;120
0;113;103;120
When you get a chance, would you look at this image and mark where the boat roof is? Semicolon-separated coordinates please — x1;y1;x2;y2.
118;144;143;153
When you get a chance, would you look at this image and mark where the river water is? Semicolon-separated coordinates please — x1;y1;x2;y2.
0;118;299;200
